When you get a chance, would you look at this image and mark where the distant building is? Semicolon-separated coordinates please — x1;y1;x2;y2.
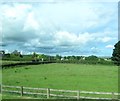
82;57;85;60
0;50;5;57
42;58;44;61
12;50;21;56
104;58;109;61
61;57;64;61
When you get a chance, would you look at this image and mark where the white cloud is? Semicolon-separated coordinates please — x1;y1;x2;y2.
1;4;29;36
24;31;94;47
1;3;32;19
0;2;117;56
105;45;114;49
1;0;119;3
91;47;102;53
91;47;96;50
97;37;112;43
23;12;40;31
24;39;42;47
5;49;9;53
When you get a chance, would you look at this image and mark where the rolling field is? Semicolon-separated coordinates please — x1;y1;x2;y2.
2;63;118;92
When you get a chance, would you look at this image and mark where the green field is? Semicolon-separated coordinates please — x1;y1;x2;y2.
2;63;118;92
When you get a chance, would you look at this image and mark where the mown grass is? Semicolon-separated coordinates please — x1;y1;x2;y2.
2;94;35;99
2;63;118;93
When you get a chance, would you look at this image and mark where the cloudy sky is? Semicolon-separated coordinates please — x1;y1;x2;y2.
0;0;119;56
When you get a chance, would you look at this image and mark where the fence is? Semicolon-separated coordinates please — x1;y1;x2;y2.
1;85;119;100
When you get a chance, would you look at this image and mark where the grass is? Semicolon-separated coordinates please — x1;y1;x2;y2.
0;94;2;100
2;94;35;99
2;63;118;93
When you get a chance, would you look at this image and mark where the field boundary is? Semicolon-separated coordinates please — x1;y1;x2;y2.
2;61;54;68
1;85;119;100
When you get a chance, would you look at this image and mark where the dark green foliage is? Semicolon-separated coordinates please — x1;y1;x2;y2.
85;55;98;64
56;58;113;65
2;54;32;61
85;55;98;61
112;41;120;66
55;54;62;60
2;50;26;61
32;53;38;62
4;53;10;58
1;50;114;65
41;54;50;61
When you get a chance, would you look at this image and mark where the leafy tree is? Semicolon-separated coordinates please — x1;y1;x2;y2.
85;55;98;64
32;52;39;62
55;54;62;60
85;55;98;61
40;54;49;61
67;56;71;60
64;56;67;60
33;52;37;57
112;41;120;66
20;54;23;58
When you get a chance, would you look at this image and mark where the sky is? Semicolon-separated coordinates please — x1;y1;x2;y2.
0;0;119;56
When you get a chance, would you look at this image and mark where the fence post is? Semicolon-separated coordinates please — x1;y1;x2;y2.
112;92;115;100
77;90;80;100
47;88;50;99
21;86;23;96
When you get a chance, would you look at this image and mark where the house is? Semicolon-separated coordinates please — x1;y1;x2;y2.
0;50;5;57
12;50;21;56
61;57;64;61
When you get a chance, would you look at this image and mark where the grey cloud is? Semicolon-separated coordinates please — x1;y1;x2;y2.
0;2;117;56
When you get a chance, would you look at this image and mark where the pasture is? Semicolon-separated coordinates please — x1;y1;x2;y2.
2;63;118;93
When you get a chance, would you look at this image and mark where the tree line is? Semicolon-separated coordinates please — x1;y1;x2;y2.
1;50;113;65
1;41;120;66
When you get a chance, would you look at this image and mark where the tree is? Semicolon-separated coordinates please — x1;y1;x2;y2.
42;55;46;61
85;55;98;64
112;41;120;66
32;52;39;62
85;55;98;61
33;52;37;57
55;54;62;60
